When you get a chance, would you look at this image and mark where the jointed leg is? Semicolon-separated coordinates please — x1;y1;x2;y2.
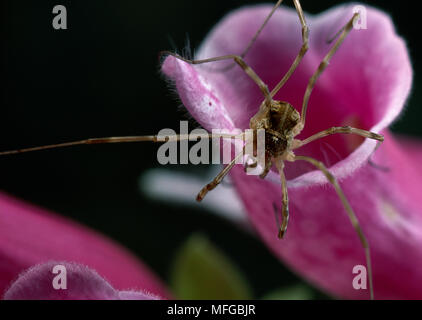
294;126;384;149
216;0;285;72
239;0;284;61
163;1;309;107
162;51;272;106
275;159;289;238
259;153;272;179
270;0;309;98
294;155;374;300
196;146;247;202
326;22;347;44
300;13;360;128
0;133;244;156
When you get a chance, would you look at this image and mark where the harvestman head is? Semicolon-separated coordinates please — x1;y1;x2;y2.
0;0;383;299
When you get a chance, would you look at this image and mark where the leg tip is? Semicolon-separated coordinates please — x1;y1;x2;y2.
278;229;286;239
196;189;206;202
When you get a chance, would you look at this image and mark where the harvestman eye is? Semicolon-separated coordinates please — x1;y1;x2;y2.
0;0;384;299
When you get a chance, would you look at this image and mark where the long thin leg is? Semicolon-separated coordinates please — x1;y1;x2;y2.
219;0;284;72
216;0;309;96
258;153;272;179
270;0;309;98
300;13;359;128
294;155;374;300
0;133;244;156
239;0;284;60
196;148;246;202
326;23;347;44
294;126;384;149
162;51;272;106
275;159;289;238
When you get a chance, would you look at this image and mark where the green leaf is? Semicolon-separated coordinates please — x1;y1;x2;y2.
170;233;253;300
261;285;314;300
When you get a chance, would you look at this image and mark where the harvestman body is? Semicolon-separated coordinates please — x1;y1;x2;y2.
1;0;383;299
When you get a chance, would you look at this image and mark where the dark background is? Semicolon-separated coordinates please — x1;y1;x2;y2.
1;0;420;298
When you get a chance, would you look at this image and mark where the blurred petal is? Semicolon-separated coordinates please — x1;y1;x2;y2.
3;261;161;300
118;290;160;300
0;193;168;298
139;167;248;227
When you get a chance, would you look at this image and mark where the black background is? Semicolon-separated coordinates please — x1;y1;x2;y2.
1;0;420;298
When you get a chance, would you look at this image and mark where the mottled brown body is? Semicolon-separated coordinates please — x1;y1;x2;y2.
250;101;300;161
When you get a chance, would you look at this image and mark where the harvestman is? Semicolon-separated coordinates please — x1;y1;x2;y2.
1;0;383;299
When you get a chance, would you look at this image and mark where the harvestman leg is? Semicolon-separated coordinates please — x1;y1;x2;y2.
163;0;309;106
294;155;374;300
221;0;309;90
300;13;360;128
0;133;244;155
291;14;376;299
196;145;250;202
294;125;386;171
222;0;285;71
0;131;249;206
219;0;310;99
275;159;289;238
270;0;309;98
259;154;272;179
295;126;384;149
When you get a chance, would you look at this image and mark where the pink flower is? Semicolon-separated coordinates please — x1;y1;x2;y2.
161;3;421;299
0;192;168;299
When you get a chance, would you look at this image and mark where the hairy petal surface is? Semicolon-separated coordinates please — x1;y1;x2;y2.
3;261;161;300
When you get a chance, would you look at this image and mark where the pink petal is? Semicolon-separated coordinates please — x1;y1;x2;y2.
231;134;422;299
162;4;412;185
0;193;169;298
395;135;422;176
161;3;418;299
162;56;236;131
3;261;160;300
